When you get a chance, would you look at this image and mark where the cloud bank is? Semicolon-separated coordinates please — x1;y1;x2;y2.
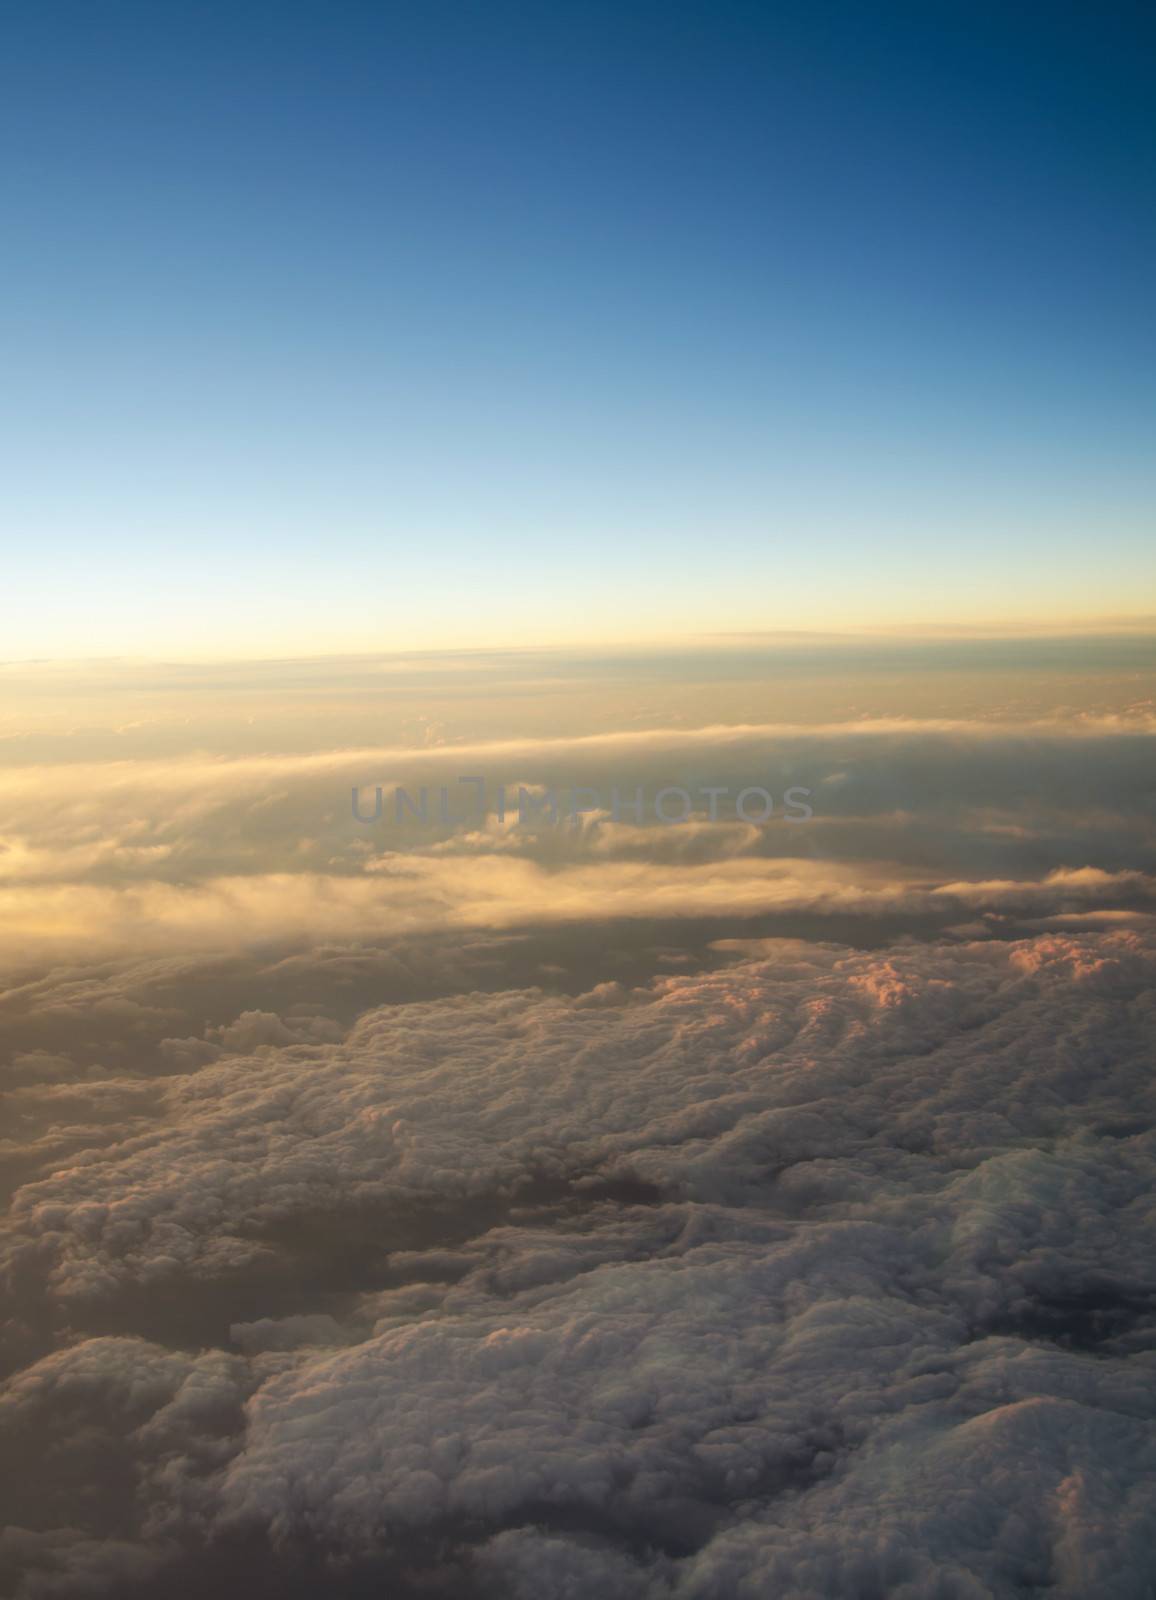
3;928;1155;1597
3;715;1156;960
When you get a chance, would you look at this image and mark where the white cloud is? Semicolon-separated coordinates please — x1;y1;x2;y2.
2;928;1155;1595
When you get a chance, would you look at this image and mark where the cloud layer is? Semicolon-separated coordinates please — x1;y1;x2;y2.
3;927;1155;1597
3;714;1156;959
4;655;1155;1595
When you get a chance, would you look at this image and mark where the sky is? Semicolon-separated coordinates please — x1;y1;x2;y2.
3;0;1154;657
5;12;1156;1592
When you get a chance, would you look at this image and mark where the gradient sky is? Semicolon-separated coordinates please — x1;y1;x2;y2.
3;0;1154;656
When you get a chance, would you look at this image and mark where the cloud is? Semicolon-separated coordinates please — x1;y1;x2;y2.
1;713;1154;961
2;927;1155;1595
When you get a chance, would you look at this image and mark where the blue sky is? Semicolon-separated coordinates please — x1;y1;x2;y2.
3;0;1154;655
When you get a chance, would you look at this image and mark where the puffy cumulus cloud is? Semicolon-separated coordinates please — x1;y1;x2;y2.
671;1375;1156;1598
0;1336;251;1600
0;927;729;1096
206;1009;343;1052
1;928;1155;1595
9;928;1151;1300
0;1075;166;1206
